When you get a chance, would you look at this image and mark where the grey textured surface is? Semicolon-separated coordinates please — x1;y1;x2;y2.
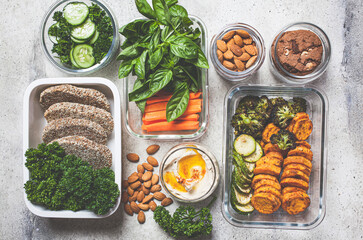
0;0;362;239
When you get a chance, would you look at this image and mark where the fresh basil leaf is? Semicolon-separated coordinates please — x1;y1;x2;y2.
149;21;160;34
152;0;171;25
129;81;153;102
185;28;201;40
169;5;188;18
118;60;134;78
133;78;145;91
165;0;178;7
169;36;198;59
135;50;148;79
150;47;163;69
161;26;174;41
119;19;147;38
180;65;199;89
136;100;147;113
121;38;135;50
160;52;179;69
117;43;140;60
166;82;189;122
150;68;173;92
189;81;198;93
186;48;209;68
135;0;156;19
149;28;161;52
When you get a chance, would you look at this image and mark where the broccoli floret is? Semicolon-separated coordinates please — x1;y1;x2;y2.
232;112;265;139
271;97;288;107
289;97;307;114
255;95;273;117
271;104;296;128
236;95;260;114
270;130;296;151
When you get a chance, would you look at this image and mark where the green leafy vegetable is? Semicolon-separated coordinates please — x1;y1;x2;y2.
135;0;156;19
166;82;189;122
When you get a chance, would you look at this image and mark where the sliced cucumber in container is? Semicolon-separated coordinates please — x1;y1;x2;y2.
234;134;256;156
71;36;87;44
71;18;96;40
72;44;95;68
88;30;99;44
48;23;60;44
244;142;263;163
64;2;89;26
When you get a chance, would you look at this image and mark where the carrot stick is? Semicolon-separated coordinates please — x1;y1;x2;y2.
143;114;200;125
143;105;202;122
146;92;202;105
145;99;202;113
142;121;200;132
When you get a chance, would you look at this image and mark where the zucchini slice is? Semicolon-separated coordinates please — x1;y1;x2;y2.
245;162;256;174
234;181;251;194
233;186;252;205
234;134;256;156
64;2;89;26
233;203;254;214
244;142;264;163
71;18;96;40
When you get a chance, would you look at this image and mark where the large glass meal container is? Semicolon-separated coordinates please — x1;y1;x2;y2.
222;84;328;229
123;16;208;140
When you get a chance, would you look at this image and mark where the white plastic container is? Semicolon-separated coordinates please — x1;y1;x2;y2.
23;77;121;218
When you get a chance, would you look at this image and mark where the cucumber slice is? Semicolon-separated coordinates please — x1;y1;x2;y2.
48;23;60;43
72;44;95;68
234;134;256;156
233;186;252;205
244;142;264;163
71;18;96;40
70;48;81;68
71;36;87;43
88;30;99;44
64;2;89;26
233;203;254;214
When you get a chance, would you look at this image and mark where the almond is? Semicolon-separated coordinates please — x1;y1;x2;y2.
147;156;159;167
142;162;153;171
243;37;253;45
153;192;166;201
131;172;138;177
233;34;243;47
127;153;139;162
226;38;235;50
234;59;245;71
150;184;162;193
130;201;140;214
122;180;129;189
254;46;258;55
239;52;251;61
161;197;173;206
137;164;145;173
142;195;154;204
246;56;257;69
223;50;234;60
137;172;143;181
216;40;227;52
142;185;150;195
244;45;256;56
130;181;141;190
217;50;224;62
151;174;159;185
236;29;250;38
121;191;128;203
149;201;157;211
146;144;160;155
230;44;243;57
222;30;235;41
129;191;138;202
142;171;153;182
144;180;152;188
128;175;139;184
138;211;146;224
137;185;142;191
124;203;133;216
223;60;236;70
137;191;145;202
138;203;149;211
241;47;246;53
127;186;134;196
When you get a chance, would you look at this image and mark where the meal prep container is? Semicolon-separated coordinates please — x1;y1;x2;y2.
210;23;265;82
160;143;220;203
222;84;328;229
23;77;122;218
269;22;331;84
123;16;208;140
40;0;120;75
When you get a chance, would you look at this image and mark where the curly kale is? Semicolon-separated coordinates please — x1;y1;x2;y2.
270;129;296;151
154;197;216;238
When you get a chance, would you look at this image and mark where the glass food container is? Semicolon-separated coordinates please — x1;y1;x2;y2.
210;23;265;82
40;0;120;75
123;16;208;140
222;84;328;229
269;22;331;84
160;143;220;203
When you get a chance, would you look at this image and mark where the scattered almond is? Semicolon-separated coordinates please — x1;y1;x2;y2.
246;56;258;69
223;50;234;60
230;44;243;57
151;174;159;185
137;191;145;202
244;45;256;56
137;164;144;173
142;162;153;171
142;185;150;195
223;60;235;70
233;34;243;47
121;191;128;203
150;184;162;193
129;191;138;202
130;201;140;214
146;144;160;155
128;175;139;184
222;30;235;41
138;203;149;211
234;59;245;71
127;153;139;162
124;203;133;216
137;172;143;181
142;195;154;204
147;156;159;167
127;186;134;196
149;201;157;211
144;180;152;188
122;180;129;189
153;192;166;201
142;171;153;182
161;197;173;206
138;211;146;224
217;40;228;52
130;181;141;190
131;172;138;177
236;29;250;38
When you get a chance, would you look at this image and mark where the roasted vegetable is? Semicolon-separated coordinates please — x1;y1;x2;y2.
289;97;307;114
271;104;295;128
232;112;265;139
270;129;296;151
270;97;288;107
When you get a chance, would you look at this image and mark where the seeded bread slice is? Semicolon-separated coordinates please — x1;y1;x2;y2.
51;136;112;169
44;102;114;135
39;84;110;112
42;117;108;145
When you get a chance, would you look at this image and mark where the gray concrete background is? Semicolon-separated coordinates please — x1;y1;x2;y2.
0;0;362;239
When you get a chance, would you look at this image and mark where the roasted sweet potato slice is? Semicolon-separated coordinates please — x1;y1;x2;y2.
256;156;282;167
263;143;282;154
281;169;310;183
282;191;310;215
253;179;282;191
283;156;312;169
254;164;281;177
281;178;309;191
262;123;280;143
251;192;281;214
251;174;278;189
260;140;266;148
284;163;311;176
282;187;306;195
287;113;309;132
292;118;313;141
265;151;283;160
254;186;282;201
295;140;311;149
287;146;313;161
